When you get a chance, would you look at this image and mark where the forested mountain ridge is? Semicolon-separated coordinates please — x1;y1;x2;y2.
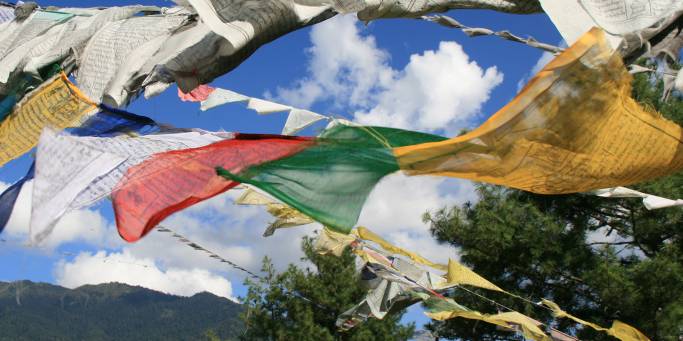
0;281;243;340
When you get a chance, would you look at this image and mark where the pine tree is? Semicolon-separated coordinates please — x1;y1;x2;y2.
422;73;683;340
240;237;415;341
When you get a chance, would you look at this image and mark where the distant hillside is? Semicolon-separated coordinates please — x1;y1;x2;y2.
0;281;243;341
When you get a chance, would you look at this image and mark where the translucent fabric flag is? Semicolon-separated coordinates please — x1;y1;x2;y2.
31;129;226;244
178;84;215;102
113;134;315;242
394;28;683;195
424;298;550;341
199;86;329;134
0;106;159;235
314;227;358;257
282;109;327;135
217;123;446;233
593;187;683;210
0;72;97;167
234;188;314;237
0;5;14;24
441;258;504;292
541;299;650;341
200;88;249;111
356;226;447;271
76;14;188;106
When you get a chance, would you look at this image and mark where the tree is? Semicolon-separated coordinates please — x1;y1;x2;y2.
240;237;415;341
422;72;683;340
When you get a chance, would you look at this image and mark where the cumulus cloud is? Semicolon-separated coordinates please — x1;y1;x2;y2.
54;250;235;300
274;15;503;134
353;41;503;133
358;175;476;264
275;15;394;109
1;181;111;249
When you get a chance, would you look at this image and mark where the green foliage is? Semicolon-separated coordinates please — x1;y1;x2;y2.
423;73;683;341
0;281;243;341
240;237;415;341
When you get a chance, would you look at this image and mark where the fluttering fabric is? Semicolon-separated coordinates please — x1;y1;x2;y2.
395;28;683;195
0;6;151;90
424;298;550;341
30;128;227;244
199;87;329;135
113;134;315;242
217;123;446;233
234;188;314;237
356;226;448;272
318;226;649;340
593;187;683;210
0;5;15;24
178;84;215;102
76;14;189;106
541;300;650;341
0;72;97;167
0;105;160;235
0;63;61;121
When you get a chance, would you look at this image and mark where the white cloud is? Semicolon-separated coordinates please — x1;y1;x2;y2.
274;15;503;135
353;41;503;133
358;175;476;264
1;181;111;249
275;15;394;109
54;250;235;300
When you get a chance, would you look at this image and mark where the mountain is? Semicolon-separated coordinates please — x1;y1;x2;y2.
0;281;243;341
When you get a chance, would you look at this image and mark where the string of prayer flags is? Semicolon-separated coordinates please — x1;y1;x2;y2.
541;300;650;341
0;72;97;167
424;15;564;54
200;87;329;135
217;123;446;234
113;134;314;242
75;14;189;106
356;226;447;272
424;297;550;341
317;226;650;340
593;187;683;210
234;188;314;237
156;226;260;279
0;106;160;235
199;88;249;111
394;28;683;195
30;129;228;244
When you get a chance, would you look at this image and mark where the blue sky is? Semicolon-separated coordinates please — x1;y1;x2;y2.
0;0;562;330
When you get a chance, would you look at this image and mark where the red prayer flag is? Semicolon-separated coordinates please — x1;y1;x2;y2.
178;84;216;102
112;134;313;242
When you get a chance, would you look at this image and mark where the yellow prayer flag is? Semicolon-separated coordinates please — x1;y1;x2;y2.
356;226;448;272
608;320;651;341
395;28;683;194
426;307;550;341
541;299;650;341
0;73;97;166
235;188;314;236
314;227;358;257
440;258;504;292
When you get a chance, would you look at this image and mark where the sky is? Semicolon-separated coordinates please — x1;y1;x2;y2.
0;0;563;330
